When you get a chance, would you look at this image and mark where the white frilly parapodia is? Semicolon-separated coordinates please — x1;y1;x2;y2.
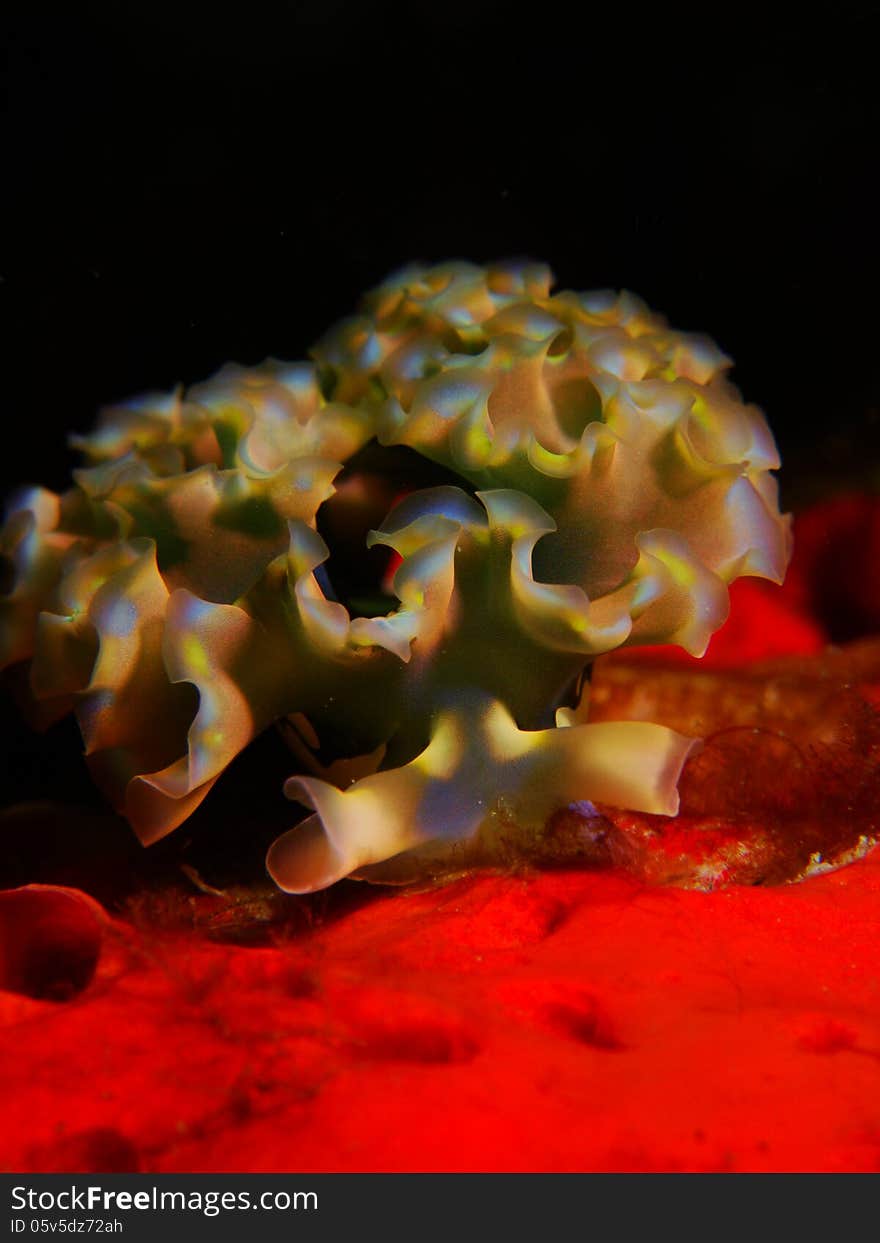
0;262;792;892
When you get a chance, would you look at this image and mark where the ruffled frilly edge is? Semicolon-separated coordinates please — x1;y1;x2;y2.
0;264;793;892
268;693;698;893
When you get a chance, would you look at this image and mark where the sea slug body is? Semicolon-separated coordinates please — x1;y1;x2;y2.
0;262;791;891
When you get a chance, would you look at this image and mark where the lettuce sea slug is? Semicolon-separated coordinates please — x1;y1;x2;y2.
0;262;791;892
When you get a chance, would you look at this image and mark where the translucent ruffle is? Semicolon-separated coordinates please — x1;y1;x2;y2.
72;360;375;473
268;692;697;893
107;522;405;844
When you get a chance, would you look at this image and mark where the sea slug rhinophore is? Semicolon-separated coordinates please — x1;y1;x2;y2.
0;262;791;891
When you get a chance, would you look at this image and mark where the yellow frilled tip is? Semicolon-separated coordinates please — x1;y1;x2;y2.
267;693;698;893
0;261;792;892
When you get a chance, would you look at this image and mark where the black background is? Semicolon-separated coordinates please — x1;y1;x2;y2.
2;3;879;867
5;2;879;500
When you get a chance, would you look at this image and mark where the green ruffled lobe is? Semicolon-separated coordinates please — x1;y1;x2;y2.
0;262;792;892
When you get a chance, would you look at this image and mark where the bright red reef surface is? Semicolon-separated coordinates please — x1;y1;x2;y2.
1;493;879;1174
